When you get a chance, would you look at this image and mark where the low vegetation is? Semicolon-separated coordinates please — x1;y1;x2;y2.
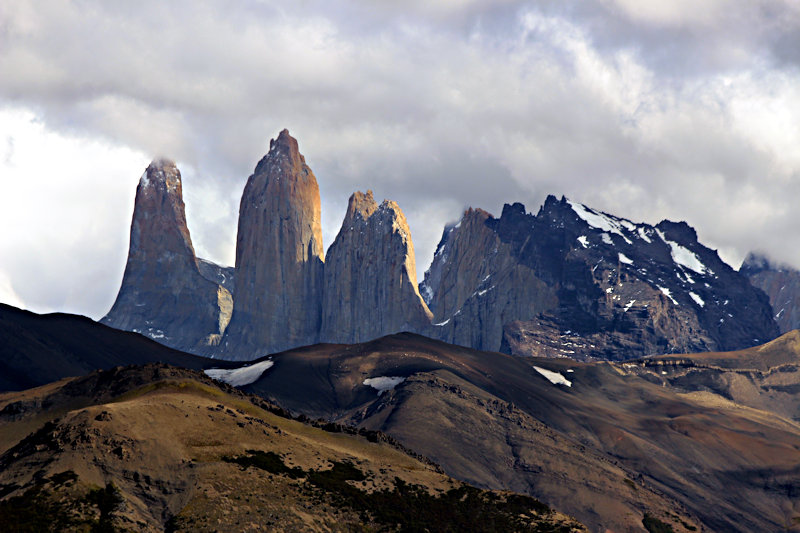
0;472;123;533
222;449;576;532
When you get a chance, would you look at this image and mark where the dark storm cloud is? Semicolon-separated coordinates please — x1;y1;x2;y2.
0;0;799;318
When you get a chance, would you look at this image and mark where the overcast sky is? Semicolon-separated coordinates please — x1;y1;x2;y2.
1;0;799;320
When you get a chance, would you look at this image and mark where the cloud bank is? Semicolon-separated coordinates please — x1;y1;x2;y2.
1;0;799;319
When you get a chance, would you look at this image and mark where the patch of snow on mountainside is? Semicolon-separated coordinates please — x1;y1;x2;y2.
363;376;406;395
577;235;589;248
656;229;709;274
567;200;633;244
689;292;705;307
658;286;679;305
618;253;633;265
421;284;433;304
533;366;572;387
205;359;274;387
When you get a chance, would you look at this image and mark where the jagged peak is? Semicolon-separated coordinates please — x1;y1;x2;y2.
343;191;410;231
378;198;403;215
741;251;795;274
139;159;181;192
269;128;298;153
345;190;378;221
501;202;527;218
655;220;698;244
460;207;493;224
254;128;306;175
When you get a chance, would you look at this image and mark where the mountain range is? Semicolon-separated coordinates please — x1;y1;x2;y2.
102;129;782;362
4;303;800;531
6;127;800;531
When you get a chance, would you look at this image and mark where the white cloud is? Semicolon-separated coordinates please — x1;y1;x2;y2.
602;0;730;27
0;1;799;319
0;108;148;318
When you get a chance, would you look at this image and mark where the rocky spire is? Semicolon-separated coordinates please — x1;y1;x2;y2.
103;160;232;351
224;129;325;358
320;190;432;343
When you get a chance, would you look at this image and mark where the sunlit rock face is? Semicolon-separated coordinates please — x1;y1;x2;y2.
223;129;325;359
320;190;432;344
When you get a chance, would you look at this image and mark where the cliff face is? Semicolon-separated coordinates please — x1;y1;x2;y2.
223;130;325;359
741;252;800;333
102;160;231;351
420;207;557;352
422;196;779;360
102;133;781;363
320;191;432;343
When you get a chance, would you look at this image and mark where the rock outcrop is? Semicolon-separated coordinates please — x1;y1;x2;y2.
102;160;231;351
320;191;432;343
422;195;779;360
741;252;800;333
420;206;557;352
223;130;325;359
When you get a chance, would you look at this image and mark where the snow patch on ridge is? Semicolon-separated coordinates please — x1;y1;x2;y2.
533;366;572;387
363;376;405;395
205;359;274;387
567;200;633;244
656;229;709;274
618;253;633;265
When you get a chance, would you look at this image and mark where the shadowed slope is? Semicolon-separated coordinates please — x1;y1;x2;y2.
0;304;208;392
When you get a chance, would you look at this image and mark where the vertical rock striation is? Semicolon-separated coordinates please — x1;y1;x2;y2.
320;190;433;343
420;206;557;353
224;130;324;359
103;160;231;351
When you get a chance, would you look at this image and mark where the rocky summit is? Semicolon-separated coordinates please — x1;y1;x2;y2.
320;190;432;343
740;251;800;333
222;129;325;359
102;160;232;353
422;195;779;360
102;133;782;362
